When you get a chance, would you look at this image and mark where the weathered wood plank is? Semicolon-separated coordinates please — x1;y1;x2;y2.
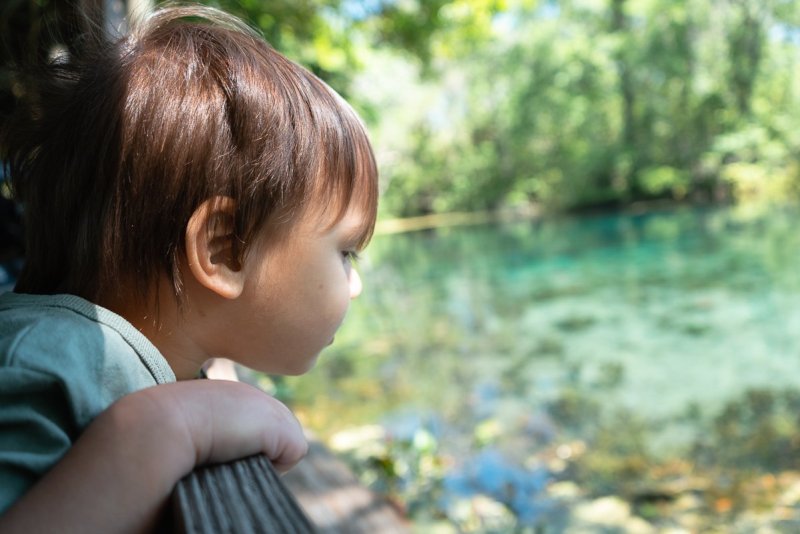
172;454;316;534
170;436;410;533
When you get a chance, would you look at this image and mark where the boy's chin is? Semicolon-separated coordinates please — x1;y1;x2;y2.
254;352;323;376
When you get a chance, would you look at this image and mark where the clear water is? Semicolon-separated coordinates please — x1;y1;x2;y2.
286;203;800;466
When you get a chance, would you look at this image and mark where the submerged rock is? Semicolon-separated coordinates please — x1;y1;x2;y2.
567;496;662;533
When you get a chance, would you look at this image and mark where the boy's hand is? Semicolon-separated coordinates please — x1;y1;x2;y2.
136;380;308;473
0;381;307;533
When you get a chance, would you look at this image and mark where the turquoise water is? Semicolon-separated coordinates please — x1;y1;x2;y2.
288;204;800;488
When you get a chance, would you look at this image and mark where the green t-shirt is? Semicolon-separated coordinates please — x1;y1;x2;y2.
0;292;175;514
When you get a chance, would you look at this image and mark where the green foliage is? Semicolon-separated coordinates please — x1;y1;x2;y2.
638;166;690;199
368;0;800;215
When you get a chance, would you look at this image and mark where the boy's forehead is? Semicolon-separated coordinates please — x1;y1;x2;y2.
262;200;369;244
304;202;369;237
333;207;370;239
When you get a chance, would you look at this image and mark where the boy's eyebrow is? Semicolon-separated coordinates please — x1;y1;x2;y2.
336;216;369;247
339;224;364;244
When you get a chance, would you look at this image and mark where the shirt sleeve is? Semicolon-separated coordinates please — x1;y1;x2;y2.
0;366;76;515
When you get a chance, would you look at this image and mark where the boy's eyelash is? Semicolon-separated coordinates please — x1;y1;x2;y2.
342;250;360;263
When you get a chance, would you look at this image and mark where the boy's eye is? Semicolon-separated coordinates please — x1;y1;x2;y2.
342;250;360;264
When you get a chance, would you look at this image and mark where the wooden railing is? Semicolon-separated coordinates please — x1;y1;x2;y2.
169;440;411;533
171;454;316;533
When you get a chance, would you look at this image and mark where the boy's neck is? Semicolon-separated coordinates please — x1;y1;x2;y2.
101;282;210;381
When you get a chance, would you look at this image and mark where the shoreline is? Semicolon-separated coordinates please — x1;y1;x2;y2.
374;204;542;235
374;198;721;236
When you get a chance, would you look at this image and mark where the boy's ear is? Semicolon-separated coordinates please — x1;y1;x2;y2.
184;196;245;300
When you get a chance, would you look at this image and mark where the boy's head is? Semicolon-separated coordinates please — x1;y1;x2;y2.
4;5;378;305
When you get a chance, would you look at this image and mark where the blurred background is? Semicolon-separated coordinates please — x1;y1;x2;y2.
4;0;800;531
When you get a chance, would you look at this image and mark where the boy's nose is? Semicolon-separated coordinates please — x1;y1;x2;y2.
349;268;362;299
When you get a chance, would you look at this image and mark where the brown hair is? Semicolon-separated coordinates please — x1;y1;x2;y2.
2;5;378;303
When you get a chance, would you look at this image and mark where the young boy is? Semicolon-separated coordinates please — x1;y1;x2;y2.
0;4;378;531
